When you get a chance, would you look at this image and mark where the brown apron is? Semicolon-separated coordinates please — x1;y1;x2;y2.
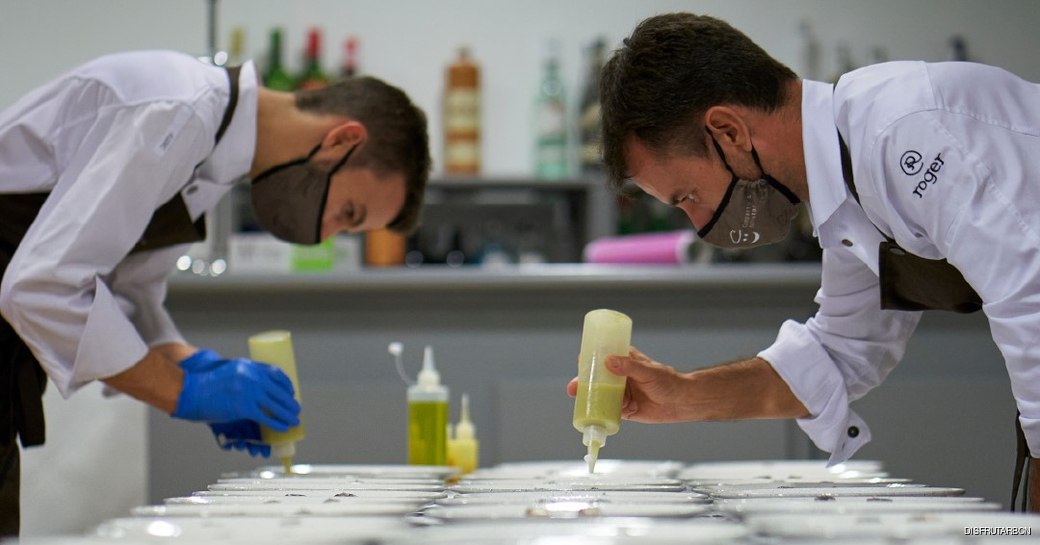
836;130;1036;511
0;65;239;536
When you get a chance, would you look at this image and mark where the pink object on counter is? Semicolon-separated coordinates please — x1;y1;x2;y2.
583;230;696;264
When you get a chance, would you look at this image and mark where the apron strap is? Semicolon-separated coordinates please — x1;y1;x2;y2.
1013;412;1031;511
214;66;240;145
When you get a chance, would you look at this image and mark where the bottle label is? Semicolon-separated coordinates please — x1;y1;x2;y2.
445;89;480;133
445;139;480;170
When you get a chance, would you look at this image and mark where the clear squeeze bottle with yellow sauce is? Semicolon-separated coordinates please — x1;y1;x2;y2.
248;330;306;474
447;393;479;474
408;346;449;465
572;309;632;473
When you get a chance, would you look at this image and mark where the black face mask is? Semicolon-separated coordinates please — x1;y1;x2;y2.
697;132;801;249
249;143;355;245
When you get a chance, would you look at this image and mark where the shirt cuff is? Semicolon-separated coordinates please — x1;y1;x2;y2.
758;319;871;464
68;277;149;396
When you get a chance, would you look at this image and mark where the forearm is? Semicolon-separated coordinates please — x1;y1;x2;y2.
683;357;809;421
101;345;186;413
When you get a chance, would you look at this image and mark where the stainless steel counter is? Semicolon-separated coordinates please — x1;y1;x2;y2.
167;263;823;293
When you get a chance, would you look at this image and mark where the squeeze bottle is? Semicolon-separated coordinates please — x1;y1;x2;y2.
572;309;632;473
447;393;479;474
248;330;306;474
408;346;449;465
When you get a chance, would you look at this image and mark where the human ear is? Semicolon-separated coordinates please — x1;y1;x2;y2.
323;121;367;153
704;106;752;152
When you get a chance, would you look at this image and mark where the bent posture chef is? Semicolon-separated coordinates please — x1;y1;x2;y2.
0;50;430;535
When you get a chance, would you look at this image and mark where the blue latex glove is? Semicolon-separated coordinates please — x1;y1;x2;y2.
176;350;282;457
178;349;224;373
211;420;270;457
173;355;300;432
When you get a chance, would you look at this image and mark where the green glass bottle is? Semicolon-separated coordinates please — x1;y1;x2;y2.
264;28;295;91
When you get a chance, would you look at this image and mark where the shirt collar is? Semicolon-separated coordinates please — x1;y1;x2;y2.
801;79;850;234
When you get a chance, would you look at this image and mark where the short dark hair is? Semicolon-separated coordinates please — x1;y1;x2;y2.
600;13;797;191
295;76;431;234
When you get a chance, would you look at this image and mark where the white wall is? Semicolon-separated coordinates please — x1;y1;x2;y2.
2;0;1038;535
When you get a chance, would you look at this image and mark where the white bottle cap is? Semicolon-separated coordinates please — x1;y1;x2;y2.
271;442;296;459
456;393;476;440
417;345;441;388
581;424;607;449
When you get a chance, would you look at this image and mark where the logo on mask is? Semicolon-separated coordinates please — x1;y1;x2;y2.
900;150;923;176
729;229;762;245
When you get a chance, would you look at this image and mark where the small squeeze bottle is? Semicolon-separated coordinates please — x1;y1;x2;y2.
248;330;306;474
407;346;449;465
572;309;632;473
447;393;479;474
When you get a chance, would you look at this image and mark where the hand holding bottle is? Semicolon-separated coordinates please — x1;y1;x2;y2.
172;352;300;431
567;347;687;423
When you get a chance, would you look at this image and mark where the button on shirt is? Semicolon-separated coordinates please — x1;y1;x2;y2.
0;51;258;396
759;61;1040;463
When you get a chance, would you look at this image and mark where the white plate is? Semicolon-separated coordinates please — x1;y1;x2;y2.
689;477;909;488
227;463;457;480
94;516;411;542
709;485;964;499
438;490;708;506
132;502;421;517
189;489;445;501
420;502;713;520
165;494;430;506
381;519;749;544
747;511;1040;539
715;496;1001;515
678;459;885;481
208;481;443;492
450;478;686;494
470;460;683;479
215;477;444;486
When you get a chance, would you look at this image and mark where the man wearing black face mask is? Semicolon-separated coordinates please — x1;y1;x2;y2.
0;50;430;535
567;12;1040;512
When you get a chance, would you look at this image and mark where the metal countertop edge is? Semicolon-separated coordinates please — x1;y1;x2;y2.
166;263;823;293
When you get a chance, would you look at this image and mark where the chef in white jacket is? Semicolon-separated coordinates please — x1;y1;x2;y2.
570;12;1040;510
0;50;430;535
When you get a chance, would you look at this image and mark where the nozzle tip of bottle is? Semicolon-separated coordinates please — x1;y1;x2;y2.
584;442;601;473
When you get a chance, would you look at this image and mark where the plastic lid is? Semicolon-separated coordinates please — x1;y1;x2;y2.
581;424;607;449
416;345;441;388
455;393;476;440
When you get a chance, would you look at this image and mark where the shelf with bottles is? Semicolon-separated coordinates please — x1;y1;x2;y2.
409;174;608;267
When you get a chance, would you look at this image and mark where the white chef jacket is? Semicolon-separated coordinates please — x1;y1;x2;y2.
0;51;258;397
759;61;1040;462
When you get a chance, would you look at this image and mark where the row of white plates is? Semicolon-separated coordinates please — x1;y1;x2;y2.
11;460;1040;544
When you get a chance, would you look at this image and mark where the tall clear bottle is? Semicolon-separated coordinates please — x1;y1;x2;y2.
340;36;360;79
578;38;606;176
248;330;306;474
408;346;449;465
534;39;568;179
443;47;481;175
572;309;632;473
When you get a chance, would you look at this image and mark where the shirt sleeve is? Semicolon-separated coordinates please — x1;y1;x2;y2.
759;246;922;464
0;100;209;397
108;245;191;349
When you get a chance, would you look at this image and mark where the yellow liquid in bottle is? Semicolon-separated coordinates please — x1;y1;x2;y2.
249;330;306;472
408;400;448;465
572;381;625;435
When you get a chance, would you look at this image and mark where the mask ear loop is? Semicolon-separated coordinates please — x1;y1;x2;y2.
251;143;323;185
698;130;741;239
311;144;357;244
749;146;800;204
